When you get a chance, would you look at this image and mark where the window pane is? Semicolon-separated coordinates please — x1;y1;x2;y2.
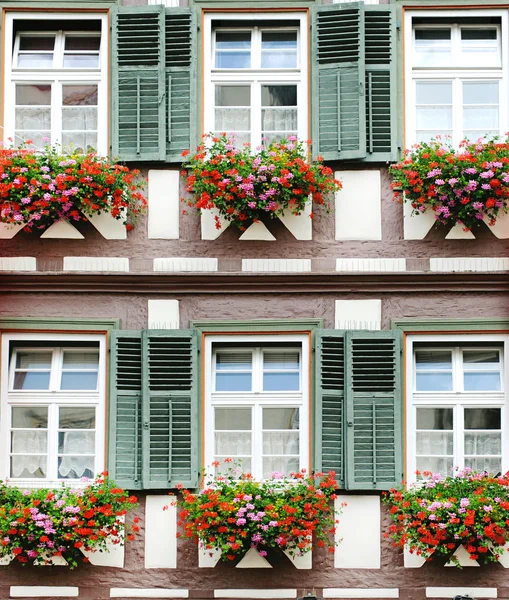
416;407;453;430
261;32;297;68
416;456;453;476
59;407;96;429
58;431;95;454
20;36;55;51
264;352;299;370
17;54;54;68
464;408;501;430
464;350;500;367
263;372;300;391
263;431;299;454
416;372;453;391
215;86;250;107
416;81;452;105
11;432;47;462
216;373;252;391
261;85;297;107
465;456;501;473
215;32;251;69
63;85;98;106
63;352;99;369
12;406;48;428
415;351;452;370
414;29;452;67
464;372;501;391
58;456;95;479
63;54;100;68
416;107;453;130
465;433;501;455
14;371;51;390
263;456;299;478
60;371;98;390
417;432;454;456
463;81;499;104
215;432;251;455
263;407;299;429
216;352;252;370
65;36;101;51
11;456;47;479
461;28;499;67
461;29;497;40
215;407;251;430
16;352;52;369
415;29;451;41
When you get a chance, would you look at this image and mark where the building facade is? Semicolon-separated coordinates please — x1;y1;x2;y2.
0;0;509;598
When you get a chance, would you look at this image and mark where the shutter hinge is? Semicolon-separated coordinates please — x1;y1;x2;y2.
143;421;149;430
158;92;166;105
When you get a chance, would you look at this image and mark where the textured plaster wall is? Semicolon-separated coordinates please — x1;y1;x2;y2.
2;499;509;600
1;168;509;268
0;292;508;329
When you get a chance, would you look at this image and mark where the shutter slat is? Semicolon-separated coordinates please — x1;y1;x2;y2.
315;330;345;487
345;330;403;491
112;6;166;161
109;331;143;490
142;330;198;489
312;4;366;161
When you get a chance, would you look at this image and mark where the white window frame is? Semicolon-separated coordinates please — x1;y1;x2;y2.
406;333;509;485
3;11;109;155
203;12;308;148
404;8;509;148
204;334;310;480
0;332;107;487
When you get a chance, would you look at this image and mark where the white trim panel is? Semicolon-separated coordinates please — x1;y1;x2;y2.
10;588;79;598
148;170;180;240
110;589;188;598
334;496;381;569
242;259;311;272
426;590;497;599
335;259;406;272
147;300;180;330
0;257;36;271
63;257;129;272
323;590;398;598
145;495;177;569
153;258;218;272
335;299;382;331
214;591;297;599
430;258;509;272
335;170;381;241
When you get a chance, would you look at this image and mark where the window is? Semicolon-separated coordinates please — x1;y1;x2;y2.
204;13;308;148
4;12;108;154
406;335;509;484
405;10;508;146
0;333;106;486
205;335;309;480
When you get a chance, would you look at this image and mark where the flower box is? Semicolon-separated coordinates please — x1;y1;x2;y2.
0;144;147;235
0;474;138;569
390;138;509;233
383;469;509;567
183;135;341;233
178;462;340;565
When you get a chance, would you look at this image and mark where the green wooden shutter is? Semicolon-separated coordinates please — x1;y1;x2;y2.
165;8;196;161
312;2;366;161
364;5;399;162
111;6;166;161
345;330;403;490
142;330;199;489
109;331;143;490
314;330;346;487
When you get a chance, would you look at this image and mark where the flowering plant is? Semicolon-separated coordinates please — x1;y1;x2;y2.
389;137;509;231
382;469;509;567
177;461;341;561
182;134;341;231
0;474;138;568
0;143;147;232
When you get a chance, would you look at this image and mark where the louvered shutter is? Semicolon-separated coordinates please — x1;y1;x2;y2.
111;6;166;161
364;5;399;161
344;330;403;490
165;9;196;161
109;331;143;490
142;330;199;489
314;330;346;487
312;2;366;161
